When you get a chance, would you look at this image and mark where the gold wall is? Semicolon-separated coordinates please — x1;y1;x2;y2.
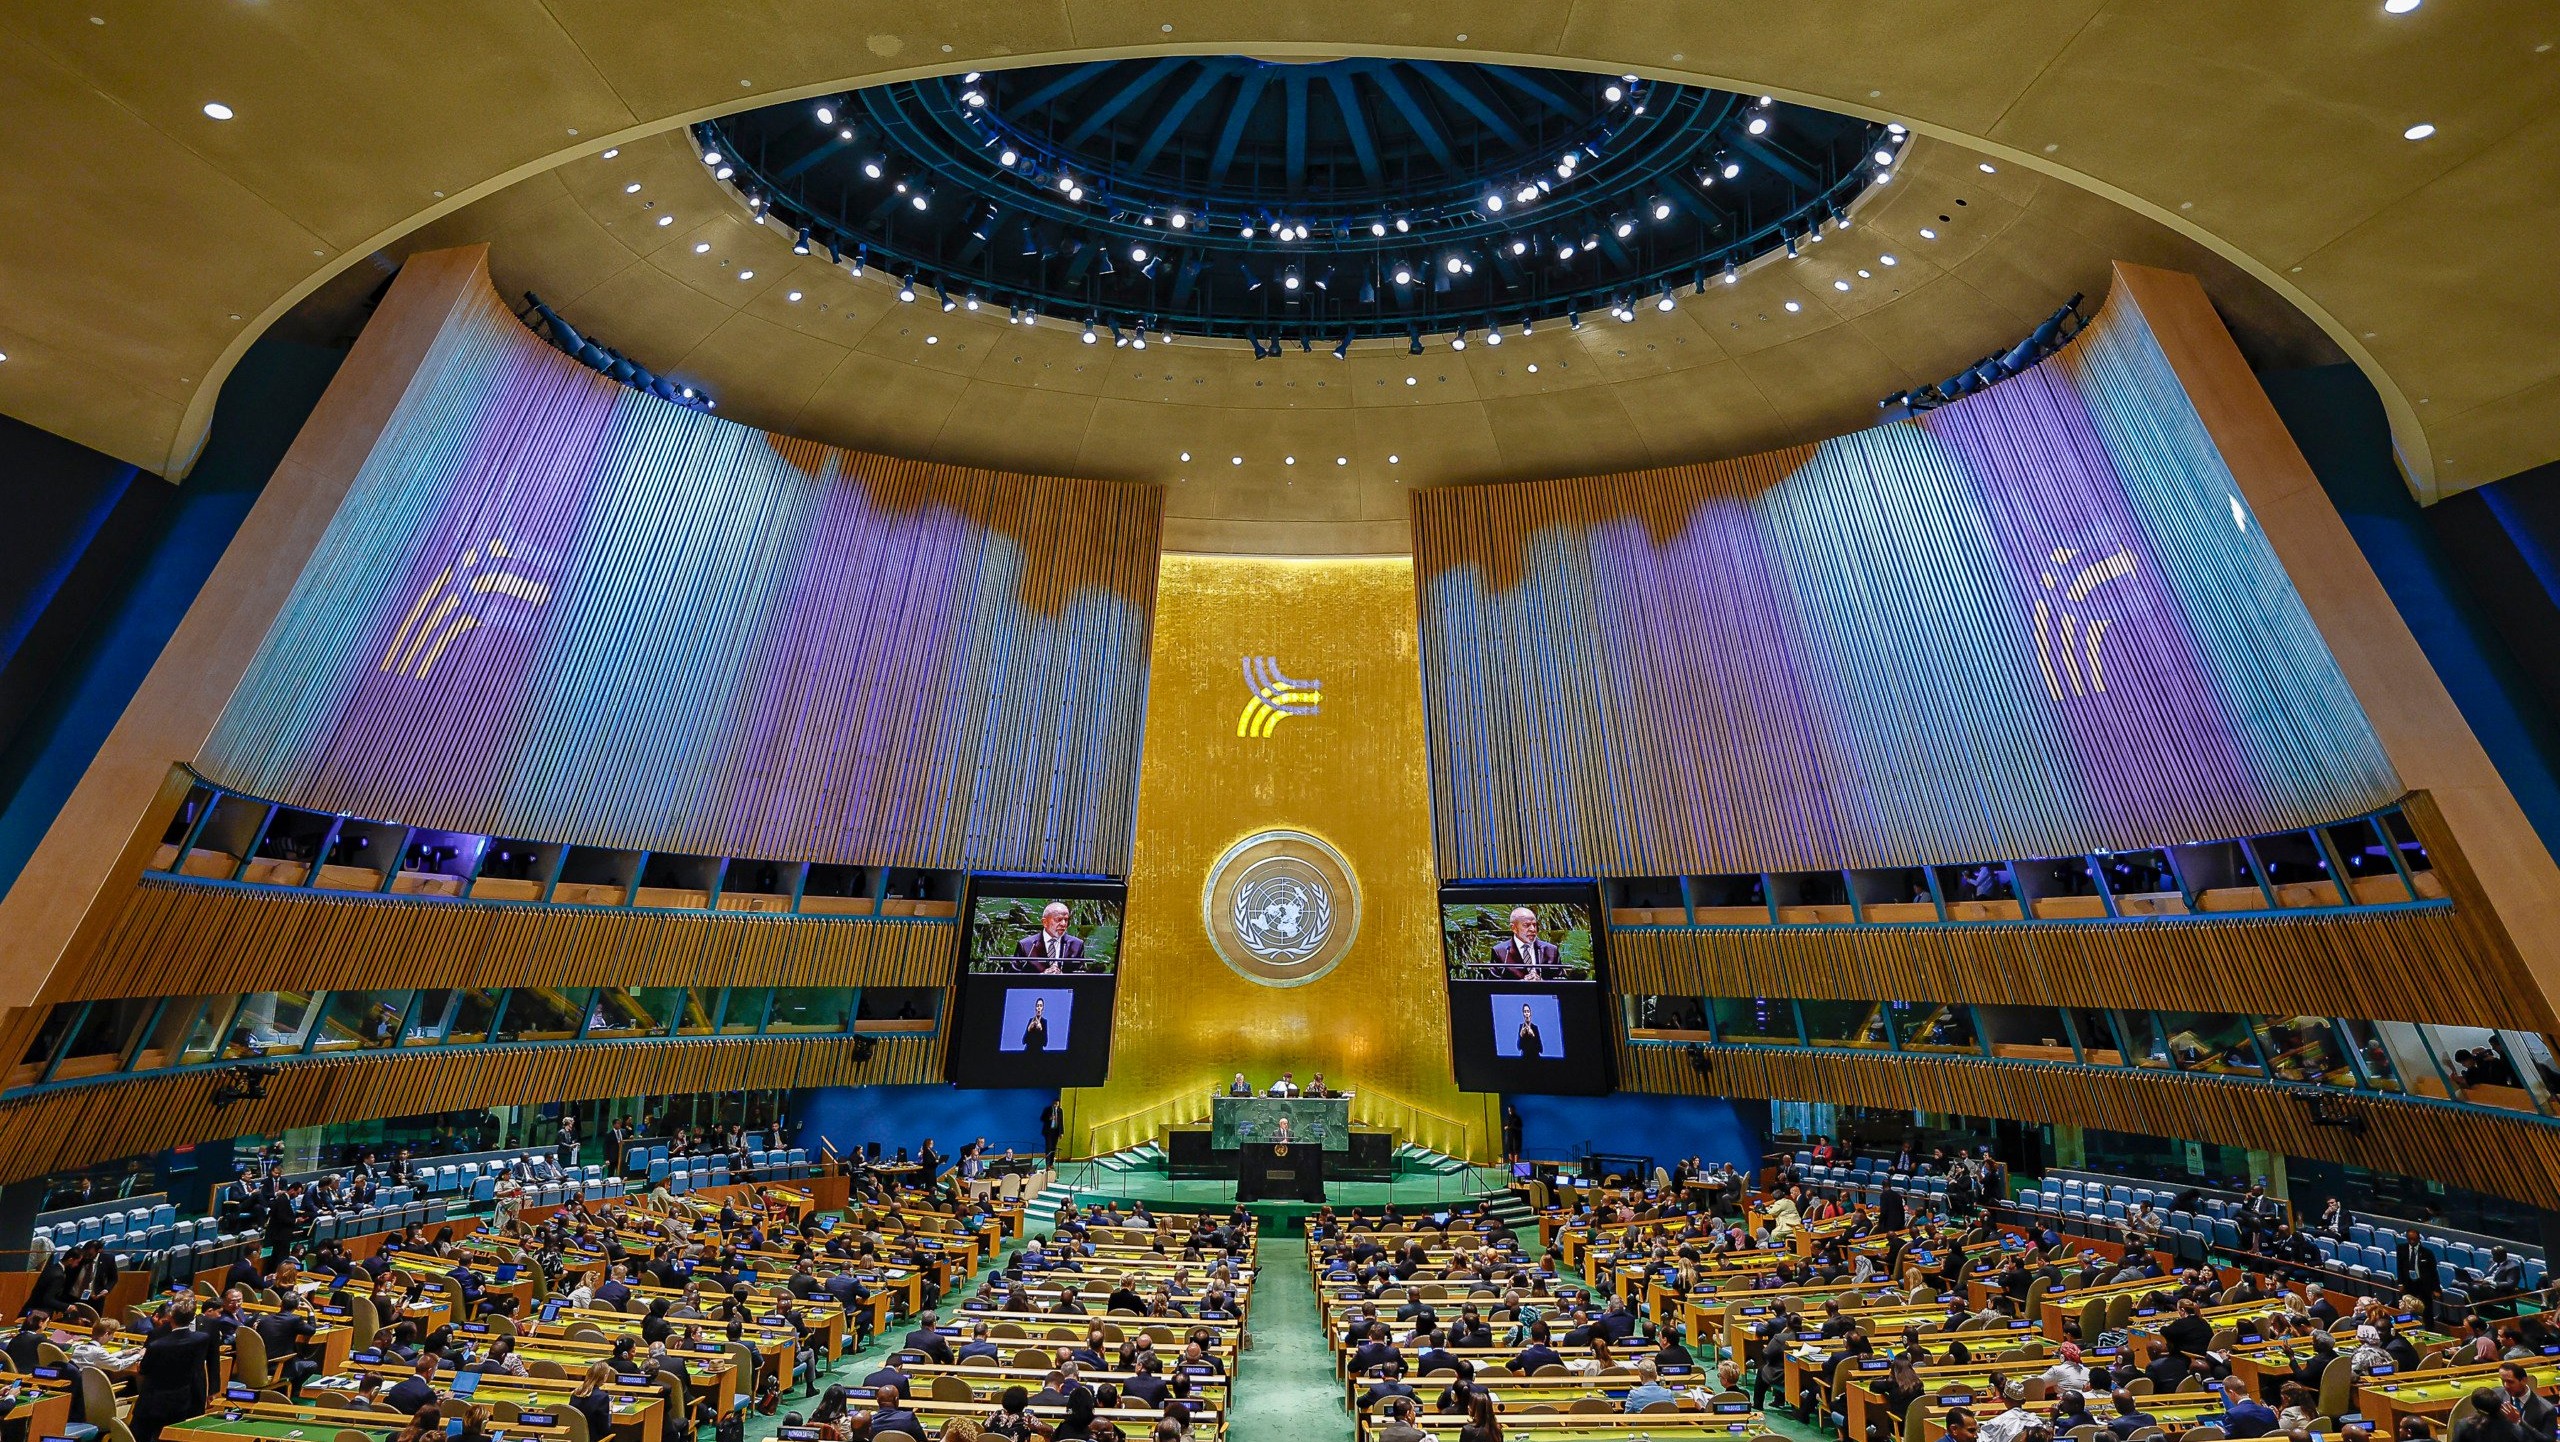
1066;555;1497;1161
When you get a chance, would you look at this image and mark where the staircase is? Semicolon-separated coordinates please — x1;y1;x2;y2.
1094;1141;1164;1173
1395;1143;1471;1176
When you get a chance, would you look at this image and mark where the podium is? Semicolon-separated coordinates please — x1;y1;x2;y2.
1237;1141;1325;1202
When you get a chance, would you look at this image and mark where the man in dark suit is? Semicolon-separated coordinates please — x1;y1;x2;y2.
1348;1323;1399;1375
386;1354;440;1415
2397;1229;2442;1321
1124;1356;1171;1405
1016;903;1085;970
1511;1322;1563;1376
902;1310;953;1363
131;1305;217;1442
1490;908;1561;978
955;1323;1001;1363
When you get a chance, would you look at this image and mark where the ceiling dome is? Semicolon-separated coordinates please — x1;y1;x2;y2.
693;57;1892;344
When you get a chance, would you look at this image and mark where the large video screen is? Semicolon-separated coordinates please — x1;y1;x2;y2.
950;878;1122;1087
1441;886;1612;1094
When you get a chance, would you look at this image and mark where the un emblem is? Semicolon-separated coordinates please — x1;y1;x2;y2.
1202;828;1361;988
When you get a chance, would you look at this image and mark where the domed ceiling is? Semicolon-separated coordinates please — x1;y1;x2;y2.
695;58;1889;344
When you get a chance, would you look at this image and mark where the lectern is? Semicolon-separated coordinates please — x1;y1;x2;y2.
1237;1140;1325;1201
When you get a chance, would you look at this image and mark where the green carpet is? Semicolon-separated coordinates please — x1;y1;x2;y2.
1231;1237;1349;1442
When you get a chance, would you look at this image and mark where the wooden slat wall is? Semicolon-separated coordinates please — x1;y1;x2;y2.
61;879;958;1001
1609;904;2534;1030
192;266;1160;875
1411;284;2399;879
1616;1041;2560;1208
0;1031;940;1185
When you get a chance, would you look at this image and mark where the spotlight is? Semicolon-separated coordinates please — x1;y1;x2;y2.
1081;321;1098;344
1875;149;1896;167
715;166;733;180
1511;240;1527;256
1568;306;1582;330
1747;115;1770;135
911;190;930;211
1604;83;1624;103
1516;184;1539;204
1132;324;1148;350
937;282;955;312
1394;217;1410;233
850;245;867;276
1657;288;1676;311
1393;263;1413;286
1406;323;1424;355
1614;215;1636;238
1371;221;1387;237
1723;259;1738;284
897;277;917;302
1485;192;1505;212
792;228;811;255
1557;243;1576;261
1785;234;1800;259
1483;323;1502;346
1333;332;1352;360
999;148;1019;166
862;157;885;179
964;294;981;311
1171;212;1189;229
1651;197;1673;220
1445;255;1464;274
1241;223;1256;238
1723;161;1742;179
1131;245;1148;262
1519;318;1533;336
701;150;723;166
1283;266;1303;291
815;103;836;124
1451;327;1468;351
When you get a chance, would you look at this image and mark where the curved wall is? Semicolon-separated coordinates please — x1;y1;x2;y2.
193;269;1162;873
1416;279;2399;879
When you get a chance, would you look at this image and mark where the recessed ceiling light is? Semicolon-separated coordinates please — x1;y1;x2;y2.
602;148;620;160
1833;280;1851;291
1978;162;1997;173
925;335;938;344
1388;454;1400;464
2384;0;2421;12
1526;364;1539;373
1918;228;1937;240
1335;457;1347;466
694;242;711;254
624;183;642;194
657;215;673;226
202;102;234;120
2403;122;2436;140
1405;376;1417;386
1784;300;1802;312
1180;452;1191;462
787;291;803;302
1880;254;1897;266
1231;456;1243;466
1285;456;1296;465
737;269;754;280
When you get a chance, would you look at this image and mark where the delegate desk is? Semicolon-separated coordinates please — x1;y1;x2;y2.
2358;1357;2560;1435
1360;1409;1771;1442
167;1400;573;1442
308;1364;666;1442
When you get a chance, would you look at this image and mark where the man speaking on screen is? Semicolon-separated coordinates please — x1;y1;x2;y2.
1017;902;1085;972
1491;907;1560;980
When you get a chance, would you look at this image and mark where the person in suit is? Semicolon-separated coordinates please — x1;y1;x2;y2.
1517;1004;1545;1059
1040;1098;1066;1162
902;1310;953;1363
130;1303;217;1442
1490;908;1561;979
1227;1073;1252;1096
1019;998;1051;1052
2500;1363;2558;1442
956;1323;1001;1363
1017;903;1085;971
1124;1356;1171;1405
1375;1396;1431;1442
387;1354;441;1415
2399;1230;2443;1322
1267;1071;1301;1098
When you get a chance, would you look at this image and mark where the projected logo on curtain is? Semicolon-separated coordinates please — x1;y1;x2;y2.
378;538;554;681
1202;828;1361;987
1235;656;1323;738
2034;546;2138;702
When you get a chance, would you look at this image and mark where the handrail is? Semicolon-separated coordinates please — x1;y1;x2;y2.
1074;1085;1484;1161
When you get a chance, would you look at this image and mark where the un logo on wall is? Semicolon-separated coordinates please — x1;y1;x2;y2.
1202;829;1361;988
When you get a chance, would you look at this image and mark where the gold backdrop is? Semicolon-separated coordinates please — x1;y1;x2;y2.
1065;555;1498;1162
